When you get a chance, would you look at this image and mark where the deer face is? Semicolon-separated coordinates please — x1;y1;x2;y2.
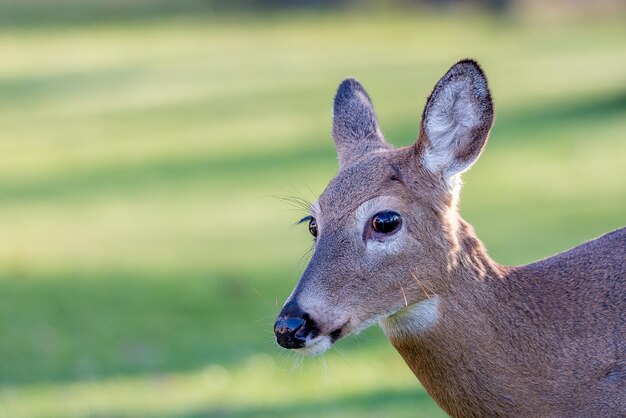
274;60;494;355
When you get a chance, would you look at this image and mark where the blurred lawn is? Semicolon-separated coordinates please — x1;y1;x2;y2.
0;9;625;418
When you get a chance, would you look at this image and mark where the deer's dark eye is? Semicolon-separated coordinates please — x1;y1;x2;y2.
308;217;318;237
372;211;401;234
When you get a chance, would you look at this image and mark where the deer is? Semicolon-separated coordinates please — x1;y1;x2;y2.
273;59;626;417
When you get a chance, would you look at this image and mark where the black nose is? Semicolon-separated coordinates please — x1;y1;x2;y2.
274;302;318;349
274;316;306;348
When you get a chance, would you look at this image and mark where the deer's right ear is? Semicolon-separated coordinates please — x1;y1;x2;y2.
417;60;494;179
332;78;387;169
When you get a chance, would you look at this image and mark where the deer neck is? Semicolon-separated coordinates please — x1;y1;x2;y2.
381;217;520;417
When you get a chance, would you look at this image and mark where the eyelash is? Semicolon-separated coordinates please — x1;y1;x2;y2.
298;215;313;225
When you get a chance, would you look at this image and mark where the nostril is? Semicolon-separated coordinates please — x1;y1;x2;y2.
295;313;319;339
275;317;305;335
295;323;314;339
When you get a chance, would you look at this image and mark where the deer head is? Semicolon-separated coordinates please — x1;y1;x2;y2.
274;60;494;355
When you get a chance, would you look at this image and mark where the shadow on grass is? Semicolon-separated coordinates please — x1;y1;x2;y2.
0;269;389;387
163;387;441;418
0;137;336;205
0;92;624;205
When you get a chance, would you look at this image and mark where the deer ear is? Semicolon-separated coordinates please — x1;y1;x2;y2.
332;78;387;168
418;60;494;178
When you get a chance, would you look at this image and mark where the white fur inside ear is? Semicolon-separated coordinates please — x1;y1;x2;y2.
422;78;482;177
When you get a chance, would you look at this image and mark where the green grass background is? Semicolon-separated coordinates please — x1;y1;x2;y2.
0;7;625;418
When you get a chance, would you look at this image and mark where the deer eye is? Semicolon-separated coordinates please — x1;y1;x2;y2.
308;217;318;237
371;211;401;234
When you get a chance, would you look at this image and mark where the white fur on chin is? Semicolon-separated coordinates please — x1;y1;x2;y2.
295;335;333;356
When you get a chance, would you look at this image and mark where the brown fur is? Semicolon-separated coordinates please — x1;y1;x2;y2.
277;60;626;417
390;222;625;417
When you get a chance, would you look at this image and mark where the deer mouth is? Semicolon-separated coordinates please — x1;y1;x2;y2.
330;327;344;342
291;324;346;356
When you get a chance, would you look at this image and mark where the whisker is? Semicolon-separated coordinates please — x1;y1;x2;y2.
301;182;317;200
287;352;304;371
296;246;314;268
332;346;376;391
400;284;408;307
255;314;277;324
411;271;433;299
272;193;313;216
252;286;274;305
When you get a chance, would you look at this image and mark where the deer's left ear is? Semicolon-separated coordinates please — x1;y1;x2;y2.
417;59;494;178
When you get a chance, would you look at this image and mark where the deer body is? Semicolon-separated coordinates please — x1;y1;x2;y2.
382;221;625;417
274;60;626;417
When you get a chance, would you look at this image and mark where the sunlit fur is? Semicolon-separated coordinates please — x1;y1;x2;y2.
422;63;492;178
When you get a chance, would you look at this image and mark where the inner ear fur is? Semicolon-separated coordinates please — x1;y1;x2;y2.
417;59;494;178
